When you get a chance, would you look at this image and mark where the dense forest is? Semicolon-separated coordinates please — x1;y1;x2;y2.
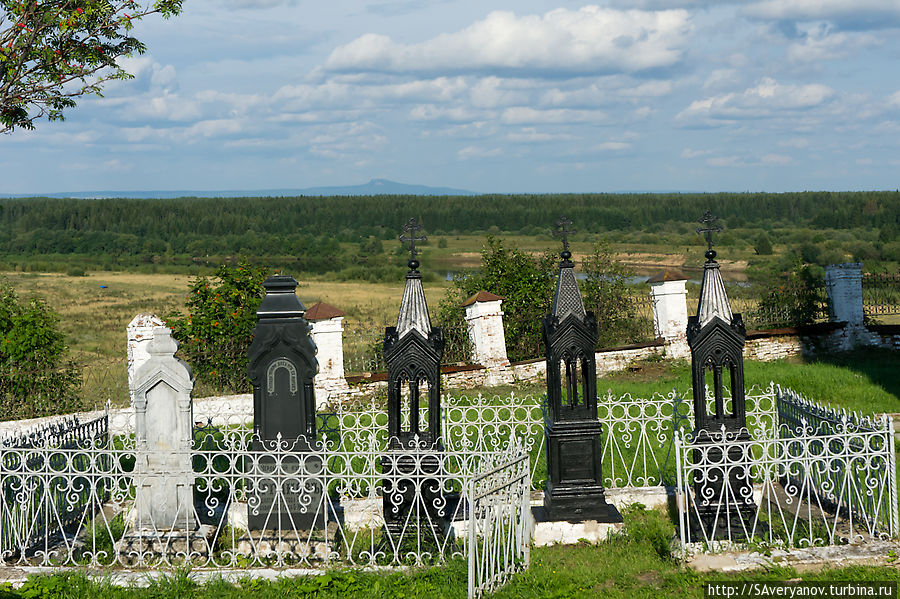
0;191;896;275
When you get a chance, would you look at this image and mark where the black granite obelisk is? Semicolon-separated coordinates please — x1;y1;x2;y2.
686;211;756;540
381;218;447;543
542;217;621;523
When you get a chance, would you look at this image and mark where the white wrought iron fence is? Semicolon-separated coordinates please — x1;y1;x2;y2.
674;390;897;552
467;449;531;599
0;402;529;599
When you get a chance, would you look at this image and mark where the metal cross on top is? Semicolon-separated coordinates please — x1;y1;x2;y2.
553;215;576;253
400;218;427;262
697;210;722;251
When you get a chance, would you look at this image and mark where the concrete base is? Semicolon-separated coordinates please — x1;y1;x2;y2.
530;506;624;546
115;525;217;564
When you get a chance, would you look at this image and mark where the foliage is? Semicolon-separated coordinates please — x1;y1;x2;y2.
0;191;898;274
580;240;653;347
439;237;557;363
438;237;654;362
0;278;81;420
168;262;269;394
754;232;773;255
0;0;183;132
755;261;826;328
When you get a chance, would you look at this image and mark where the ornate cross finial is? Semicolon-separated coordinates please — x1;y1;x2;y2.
697;210;722;254
400;218;427;269
553;216;576;258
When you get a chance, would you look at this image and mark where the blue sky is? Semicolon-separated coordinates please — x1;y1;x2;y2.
3;0;900;194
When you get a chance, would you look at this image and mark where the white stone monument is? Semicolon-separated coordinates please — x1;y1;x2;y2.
648;269;690;359
825;262;866;349
463;291;513;385
132;326;196;531
126;313;166;404
307;302;350;404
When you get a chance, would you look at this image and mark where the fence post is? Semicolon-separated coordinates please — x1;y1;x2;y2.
468;475;476;599
825;263;867;349
648;270;690;359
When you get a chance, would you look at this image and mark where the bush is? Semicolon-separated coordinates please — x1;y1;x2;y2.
754;232;773;255
168;262;270;394
0;280;82;420
756;261;826;328
437;236;645;362
581;241;652;347
438;237;556;363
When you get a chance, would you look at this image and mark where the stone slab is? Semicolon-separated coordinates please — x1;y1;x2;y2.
532;517;623;547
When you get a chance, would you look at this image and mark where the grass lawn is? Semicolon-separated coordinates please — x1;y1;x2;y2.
599;348;900;416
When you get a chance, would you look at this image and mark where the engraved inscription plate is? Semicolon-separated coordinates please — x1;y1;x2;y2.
559;439;594;482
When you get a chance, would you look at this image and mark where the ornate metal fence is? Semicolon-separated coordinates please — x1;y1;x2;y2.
0;411;108;557
0;402;529;599
674;388;897;551
467;450;531;599
863;272;900;321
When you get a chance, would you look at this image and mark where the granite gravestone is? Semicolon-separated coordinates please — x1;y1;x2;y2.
541;217;620;523
381;219;447;542
132;326;196;531
246;275;324;531
686;211;756;539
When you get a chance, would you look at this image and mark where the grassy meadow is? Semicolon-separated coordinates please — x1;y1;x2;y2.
1;271;452;406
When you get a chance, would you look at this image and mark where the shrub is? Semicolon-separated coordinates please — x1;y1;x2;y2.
0;280;82;420
754;232;773;255
168;262;270;394
581;241;652;347
438;237;556;363
756;261;826;328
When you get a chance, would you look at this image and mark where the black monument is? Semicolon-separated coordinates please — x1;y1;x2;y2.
686;211;756;539
246;275;324;531
381;218;447;542
541;217;620;523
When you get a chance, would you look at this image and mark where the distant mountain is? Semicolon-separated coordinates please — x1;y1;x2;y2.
0;178;476;199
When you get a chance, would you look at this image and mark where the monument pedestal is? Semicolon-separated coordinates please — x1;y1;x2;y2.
381;450;449;545
688;429;759;542
247;448;327;532
544;420;622;523
115;525;217;565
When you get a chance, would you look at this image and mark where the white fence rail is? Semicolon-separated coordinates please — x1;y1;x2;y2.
675;388;897;551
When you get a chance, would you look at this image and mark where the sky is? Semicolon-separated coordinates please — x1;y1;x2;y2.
2;0;900;194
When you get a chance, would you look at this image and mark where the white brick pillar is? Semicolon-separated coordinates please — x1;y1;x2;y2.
825;263;864;326
463;291;510;369
307;302;349;404
126;313;165;405
648;270;690;359
825;263;866;349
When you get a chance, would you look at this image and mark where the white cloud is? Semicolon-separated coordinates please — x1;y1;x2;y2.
325;7;693;75
501;107;607;124
888;90;900;108
743;0;900;26
409;104;483;122
678;77;834;120
457;145;502;160
593;141;631;151
778;137;809;149
786;27;879;63
681;148;712;158
761;153;792;165
507;128;575;143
